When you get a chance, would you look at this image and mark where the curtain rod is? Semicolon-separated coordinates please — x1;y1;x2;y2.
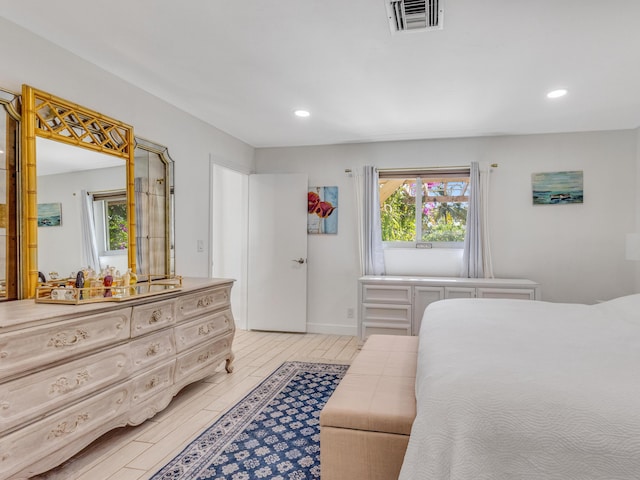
378;165;469;172
378;164;498;171
344;164;498;174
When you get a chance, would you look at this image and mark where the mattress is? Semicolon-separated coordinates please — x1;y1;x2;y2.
399;295;640;480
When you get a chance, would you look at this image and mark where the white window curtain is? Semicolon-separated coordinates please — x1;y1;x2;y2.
461;162;483;278
480;167;494;278
80;190;100;272
354;166;385;275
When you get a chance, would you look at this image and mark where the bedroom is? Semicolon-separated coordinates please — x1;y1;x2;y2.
0;1;639;478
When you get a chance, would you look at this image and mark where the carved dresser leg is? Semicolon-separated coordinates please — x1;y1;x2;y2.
225;351;235;373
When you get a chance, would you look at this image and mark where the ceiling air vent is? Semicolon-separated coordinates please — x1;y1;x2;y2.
387;0;443;33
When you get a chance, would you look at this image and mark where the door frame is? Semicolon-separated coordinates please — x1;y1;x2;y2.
209;158;250;330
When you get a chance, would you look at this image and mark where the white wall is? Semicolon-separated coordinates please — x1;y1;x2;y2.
0;17;255;279
255;130;638;334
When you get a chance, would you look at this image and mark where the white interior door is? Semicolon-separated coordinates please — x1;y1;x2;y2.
248;173;308;332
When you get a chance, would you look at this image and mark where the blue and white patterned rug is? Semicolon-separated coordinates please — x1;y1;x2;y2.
150;361;349;480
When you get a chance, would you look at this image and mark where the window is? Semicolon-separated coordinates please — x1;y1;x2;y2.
93;191;128;252
379;168;470;246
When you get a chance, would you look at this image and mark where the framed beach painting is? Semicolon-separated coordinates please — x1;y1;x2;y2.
532;171;583;205
308;186;338;234
37;202;62;226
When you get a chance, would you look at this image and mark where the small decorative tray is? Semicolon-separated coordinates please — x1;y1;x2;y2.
35;276;183;304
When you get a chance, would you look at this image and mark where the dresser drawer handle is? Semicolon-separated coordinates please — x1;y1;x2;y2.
0;351;7;359
147;343;161;356
48;329;89;348
198;323;216;336
149;310;163;324
48;413;89;439
197;295;213;308
145;376;160;391
0;402;9;410
50;369;91;395
197;350;213;364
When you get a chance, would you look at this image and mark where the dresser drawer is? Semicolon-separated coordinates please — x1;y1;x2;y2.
0;309;131;378
174;309;234;353
362;285;412;304
130;360;175;405
0;345;130;435
175;333;233;383
129;329;176;372
131;298;176;337
176;286;231;322
0;384;130;479
362;303;412;324
476;287;536;300
361;323;412;339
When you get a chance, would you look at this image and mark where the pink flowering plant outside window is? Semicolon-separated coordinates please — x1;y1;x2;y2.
379;175;469;244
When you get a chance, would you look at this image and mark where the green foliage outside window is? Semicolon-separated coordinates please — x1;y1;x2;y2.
381;187;416;241
380;179;468;243
107;201;128;250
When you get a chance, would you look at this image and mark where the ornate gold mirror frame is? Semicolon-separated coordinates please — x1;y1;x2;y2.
21;85;135;297
133;137;175;280
0;87;20;300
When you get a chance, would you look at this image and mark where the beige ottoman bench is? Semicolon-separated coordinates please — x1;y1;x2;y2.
320;335;419;480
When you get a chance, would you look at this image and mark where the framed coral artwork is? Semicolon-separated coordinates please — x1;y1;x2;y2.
308;186;338;234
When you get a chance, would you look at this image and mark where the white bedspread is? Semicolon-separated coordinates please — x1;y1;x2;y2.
399;295;640;480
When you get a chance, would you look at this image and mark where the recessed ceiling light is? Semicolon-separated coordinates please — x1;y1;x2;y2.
547;89;568;99
294;110;310;118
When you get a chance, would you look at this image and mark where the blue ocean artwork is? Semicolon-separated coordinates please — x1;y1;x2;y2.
37;203;62;226
532;171;583;205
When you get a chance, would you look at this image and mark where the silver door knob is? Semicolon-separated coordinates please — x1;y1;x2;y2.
292;258;305;264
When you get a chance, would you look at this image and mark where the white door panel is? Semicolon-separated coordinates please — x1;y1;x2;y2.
248;173;308;332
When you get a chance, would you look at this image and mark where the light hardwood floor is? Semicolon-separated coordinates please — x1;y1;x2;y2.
32;330;360;480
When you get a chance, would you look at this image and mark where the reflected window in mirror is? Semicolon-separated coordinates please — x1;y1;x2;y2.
91;190;129;274
0;88;19;301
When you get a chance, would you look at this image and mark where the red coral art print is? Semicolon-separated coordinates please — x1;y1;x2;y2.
307;186;338;234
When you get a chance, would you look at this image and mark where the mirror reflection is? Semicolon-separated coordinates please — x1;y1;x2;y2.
0;89;18;301
134;138;175;280
36;137;127;282
35;137;175;287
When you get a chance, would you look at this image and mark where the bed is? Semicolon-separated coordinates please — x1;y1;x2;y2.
399;295;640;480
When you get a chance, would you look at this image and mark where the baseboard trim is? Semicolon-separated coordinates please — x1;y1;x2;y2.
306;323;357;336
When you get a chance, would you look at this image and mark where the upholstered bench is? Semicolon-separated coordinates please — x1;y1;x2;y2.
320;335;418;480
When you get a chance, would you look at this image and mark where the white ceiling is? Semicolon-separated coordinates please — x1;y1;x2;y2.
1;1;640;148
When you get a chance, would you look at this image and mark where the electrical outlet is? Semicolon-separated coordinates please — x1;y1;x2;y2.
197;239;204;252
347;308;354;319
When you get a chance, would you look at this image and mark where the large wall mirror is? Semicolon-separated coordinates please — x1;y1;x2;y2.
134;137;175;281
17;85;175;298
21;85;135;297
33;137;176;289
0;88;20;301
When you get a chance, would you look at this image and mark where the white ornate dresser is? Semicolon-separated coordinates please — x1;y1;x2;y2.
0;277;235;480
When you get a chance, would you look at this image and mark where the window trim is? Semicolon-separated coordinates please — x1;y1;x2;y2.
379;166;470;249
92;189;128;254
